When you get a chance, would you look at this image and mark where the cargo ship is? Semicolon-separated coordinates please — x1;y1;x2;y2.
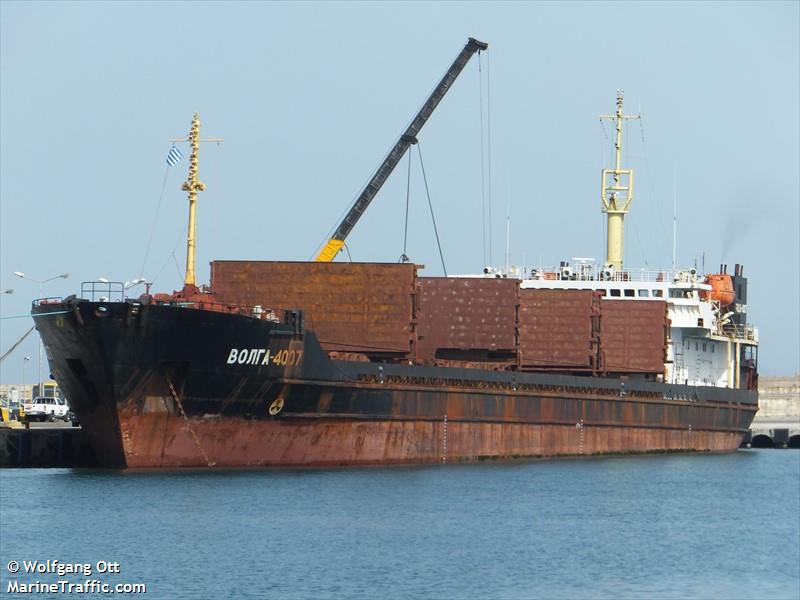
31;39;758;468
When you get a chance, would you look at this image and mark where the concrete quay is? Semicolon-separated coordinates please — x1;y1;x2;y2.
743;375;800;448
0;423;96;467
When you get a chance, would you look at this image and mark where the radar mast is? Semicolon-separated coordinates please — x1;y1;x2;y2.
600;91;639;272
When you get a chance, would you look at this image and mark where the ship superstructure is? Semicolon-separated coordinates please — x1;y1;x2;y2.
512;261;759;389
478;91;758;390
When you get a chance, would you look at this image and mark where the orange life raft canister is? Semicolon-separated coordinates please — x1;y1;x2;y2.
704;274;735;305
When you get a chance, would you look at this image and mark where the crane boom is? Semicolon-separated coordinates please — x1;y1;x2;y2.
0;326;34;365
315;37;488;262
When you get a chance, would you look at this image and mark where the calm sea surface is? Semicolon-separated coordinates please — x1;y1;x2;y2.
1;451;798;599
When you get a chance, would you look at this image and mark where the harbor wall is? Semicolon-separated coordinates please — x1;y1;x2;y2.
756;375;800;418
0;427;96;467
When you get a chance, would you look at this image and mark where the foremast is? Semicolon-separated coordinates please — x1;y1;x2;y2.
171;114;221;289
600;91;639;273
181;114;206;287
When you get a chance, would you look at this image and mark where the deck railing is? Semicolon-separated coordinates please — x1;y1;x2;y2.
526;266;697;284
721;322;757;342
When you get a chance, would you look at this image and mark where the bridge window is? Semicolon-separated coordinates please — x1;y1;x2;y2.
652;289;663;297
638;289;649;297
610;289;621;297
624;289;635;297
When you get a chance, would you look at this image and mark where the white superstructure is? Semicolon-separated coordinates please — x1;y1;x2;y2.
474;259;758;389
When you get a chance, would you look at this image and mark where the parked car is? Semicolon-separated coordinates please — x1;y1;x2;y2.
22;397;70;422
65;410;80;427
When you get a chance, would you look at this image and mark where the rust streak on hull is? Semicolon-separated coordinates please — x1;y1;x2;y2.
119;414;746;469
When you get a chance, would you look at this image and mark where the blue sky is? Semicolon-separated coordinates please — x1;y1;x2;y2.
1;1;798;382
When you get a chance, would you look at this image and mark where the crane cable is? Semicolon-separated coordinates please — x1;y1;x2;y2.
417;143;447;277
400;150;412;263
486;52;493;267
478;53;487;268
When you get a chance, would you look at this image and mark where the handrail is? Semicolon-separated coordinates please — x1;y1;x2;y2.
722;323;757;341
81;281;125;302
526;266;703;284
159;298;286;322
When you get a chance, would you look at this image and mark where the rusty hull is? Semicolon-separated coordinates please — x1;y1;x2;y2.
116;377;753;468
114;350;755;468
119;416;746;468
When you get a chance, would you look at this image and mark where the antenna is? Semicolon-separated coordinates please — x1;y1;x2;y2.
505;196;511;274
506;215;511;274
672;167;677;269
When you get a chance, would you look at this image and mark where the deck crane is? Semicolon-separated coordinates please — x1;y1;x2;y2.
314;37;488;262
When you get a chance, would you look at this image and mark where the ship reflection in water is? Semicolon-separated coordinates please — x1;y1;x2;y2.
1;451;798;599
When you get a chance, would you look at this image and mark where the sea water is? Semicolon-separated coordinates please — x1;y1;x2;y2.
1;451;798;599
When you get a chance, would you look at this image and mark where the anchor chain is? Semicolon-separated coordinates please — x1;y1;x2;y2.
167;377;215;467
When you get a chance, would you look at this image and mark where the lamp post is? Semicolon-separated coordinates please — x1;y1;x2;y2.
97;276;147;297
13;271;69;398
125;278;147;291
22;356;30;404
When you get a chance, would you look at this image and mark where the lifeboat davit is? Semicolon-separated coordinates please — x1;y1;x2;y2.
704;274;736;305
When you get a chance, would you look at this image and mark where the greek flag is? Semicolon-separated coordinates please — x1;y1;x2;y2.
166;145;183;166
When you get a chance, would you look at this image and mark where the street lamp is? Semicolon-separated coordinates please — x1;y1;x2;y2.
22;356;31;404
13;271;69;398
125;278;147;290
98;276;147;293
1;289;13;294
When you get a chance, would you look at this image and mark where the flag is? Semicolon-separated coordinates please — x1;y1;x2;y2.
166;145;183;166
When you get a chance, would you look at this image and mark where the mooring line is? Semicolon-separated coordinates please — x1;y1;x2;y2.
4;310;71;320
167;377;215;467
